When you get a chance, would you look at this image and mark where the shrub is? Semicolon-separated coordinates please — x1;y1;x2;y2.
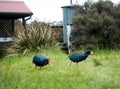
0;50;7;58
72;0;120;49
12;21;59;54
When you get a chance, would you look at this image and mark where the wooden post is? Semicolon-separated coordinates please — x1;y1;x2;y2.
12;19;14;36
22;17;26;29
70;0;72;4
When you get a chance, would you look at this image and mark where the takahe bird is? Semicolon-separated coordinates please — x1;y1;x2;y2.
68;50;93;65
32;54;50;69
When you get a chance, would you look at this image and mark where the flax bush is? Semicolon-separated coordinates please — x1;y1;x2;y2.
12;21;59;54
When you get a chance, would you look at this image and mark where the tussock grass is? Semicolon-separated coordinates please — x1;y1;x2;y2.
12;21;60;54
0;49;120;89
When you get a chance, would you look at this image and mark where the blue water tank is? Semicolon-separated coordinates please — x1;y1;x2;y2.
61;5;76;43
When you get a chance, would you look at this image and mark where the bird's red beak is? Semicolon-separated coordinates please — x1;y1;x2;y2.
48;59;50;64
90;51;93;54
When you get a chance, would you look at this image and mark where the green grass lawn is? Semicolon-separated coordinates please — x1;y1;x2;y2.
0;48;120;89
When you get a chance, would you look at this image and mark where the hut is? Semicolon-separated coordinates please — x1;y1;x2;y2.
0;0;33;49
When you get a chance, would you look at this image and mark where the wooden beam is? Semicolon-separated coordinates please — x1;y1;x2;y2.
22;17;26;29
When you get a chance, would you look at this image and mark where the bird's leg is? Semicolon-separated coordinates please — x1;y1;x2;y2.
77;63;78;68
76;63;79;75
39;66;42;69
76;63;78;70
34;65;37;69
69;61;73;65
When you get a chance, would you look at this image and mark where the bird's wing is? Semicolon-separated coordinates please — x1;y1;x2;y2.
69;52;83;61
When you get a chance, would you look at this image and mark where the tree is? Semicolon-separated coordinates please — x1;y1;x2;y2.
72;0;120;49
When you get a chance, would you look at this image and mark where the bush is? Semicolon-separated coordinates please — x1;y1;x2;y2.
72;0;120;49
0;50;7;58
12;21;59;54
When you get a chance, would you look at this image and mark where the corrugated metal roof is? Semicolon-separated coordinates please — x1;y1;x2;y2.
0;0;33;19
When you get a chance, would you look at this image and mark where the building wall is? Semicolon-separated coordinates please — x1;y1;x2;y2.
0;19;14;37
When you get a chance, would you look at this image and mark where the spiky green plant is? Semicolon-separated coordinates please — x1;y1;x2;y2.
92;58;102;66
12;21;59;54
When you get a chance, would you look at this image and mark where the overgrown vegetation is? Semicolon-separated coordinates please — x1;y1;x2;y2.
11;20;60;54
0;50;7;58
0;0;120;88
72;0;120;49
0;48;120;89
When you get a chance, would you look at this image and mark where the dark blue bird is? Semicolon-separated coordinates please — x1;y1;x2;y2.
32;54;50;69
68;50;93;65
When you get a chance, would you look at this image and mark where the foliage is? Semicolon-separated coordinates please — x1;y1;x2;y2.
51;26;63;43
0;50;7;59
92;58;102;66
72;0;120;49
0;49;120;89
12;20;60;54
